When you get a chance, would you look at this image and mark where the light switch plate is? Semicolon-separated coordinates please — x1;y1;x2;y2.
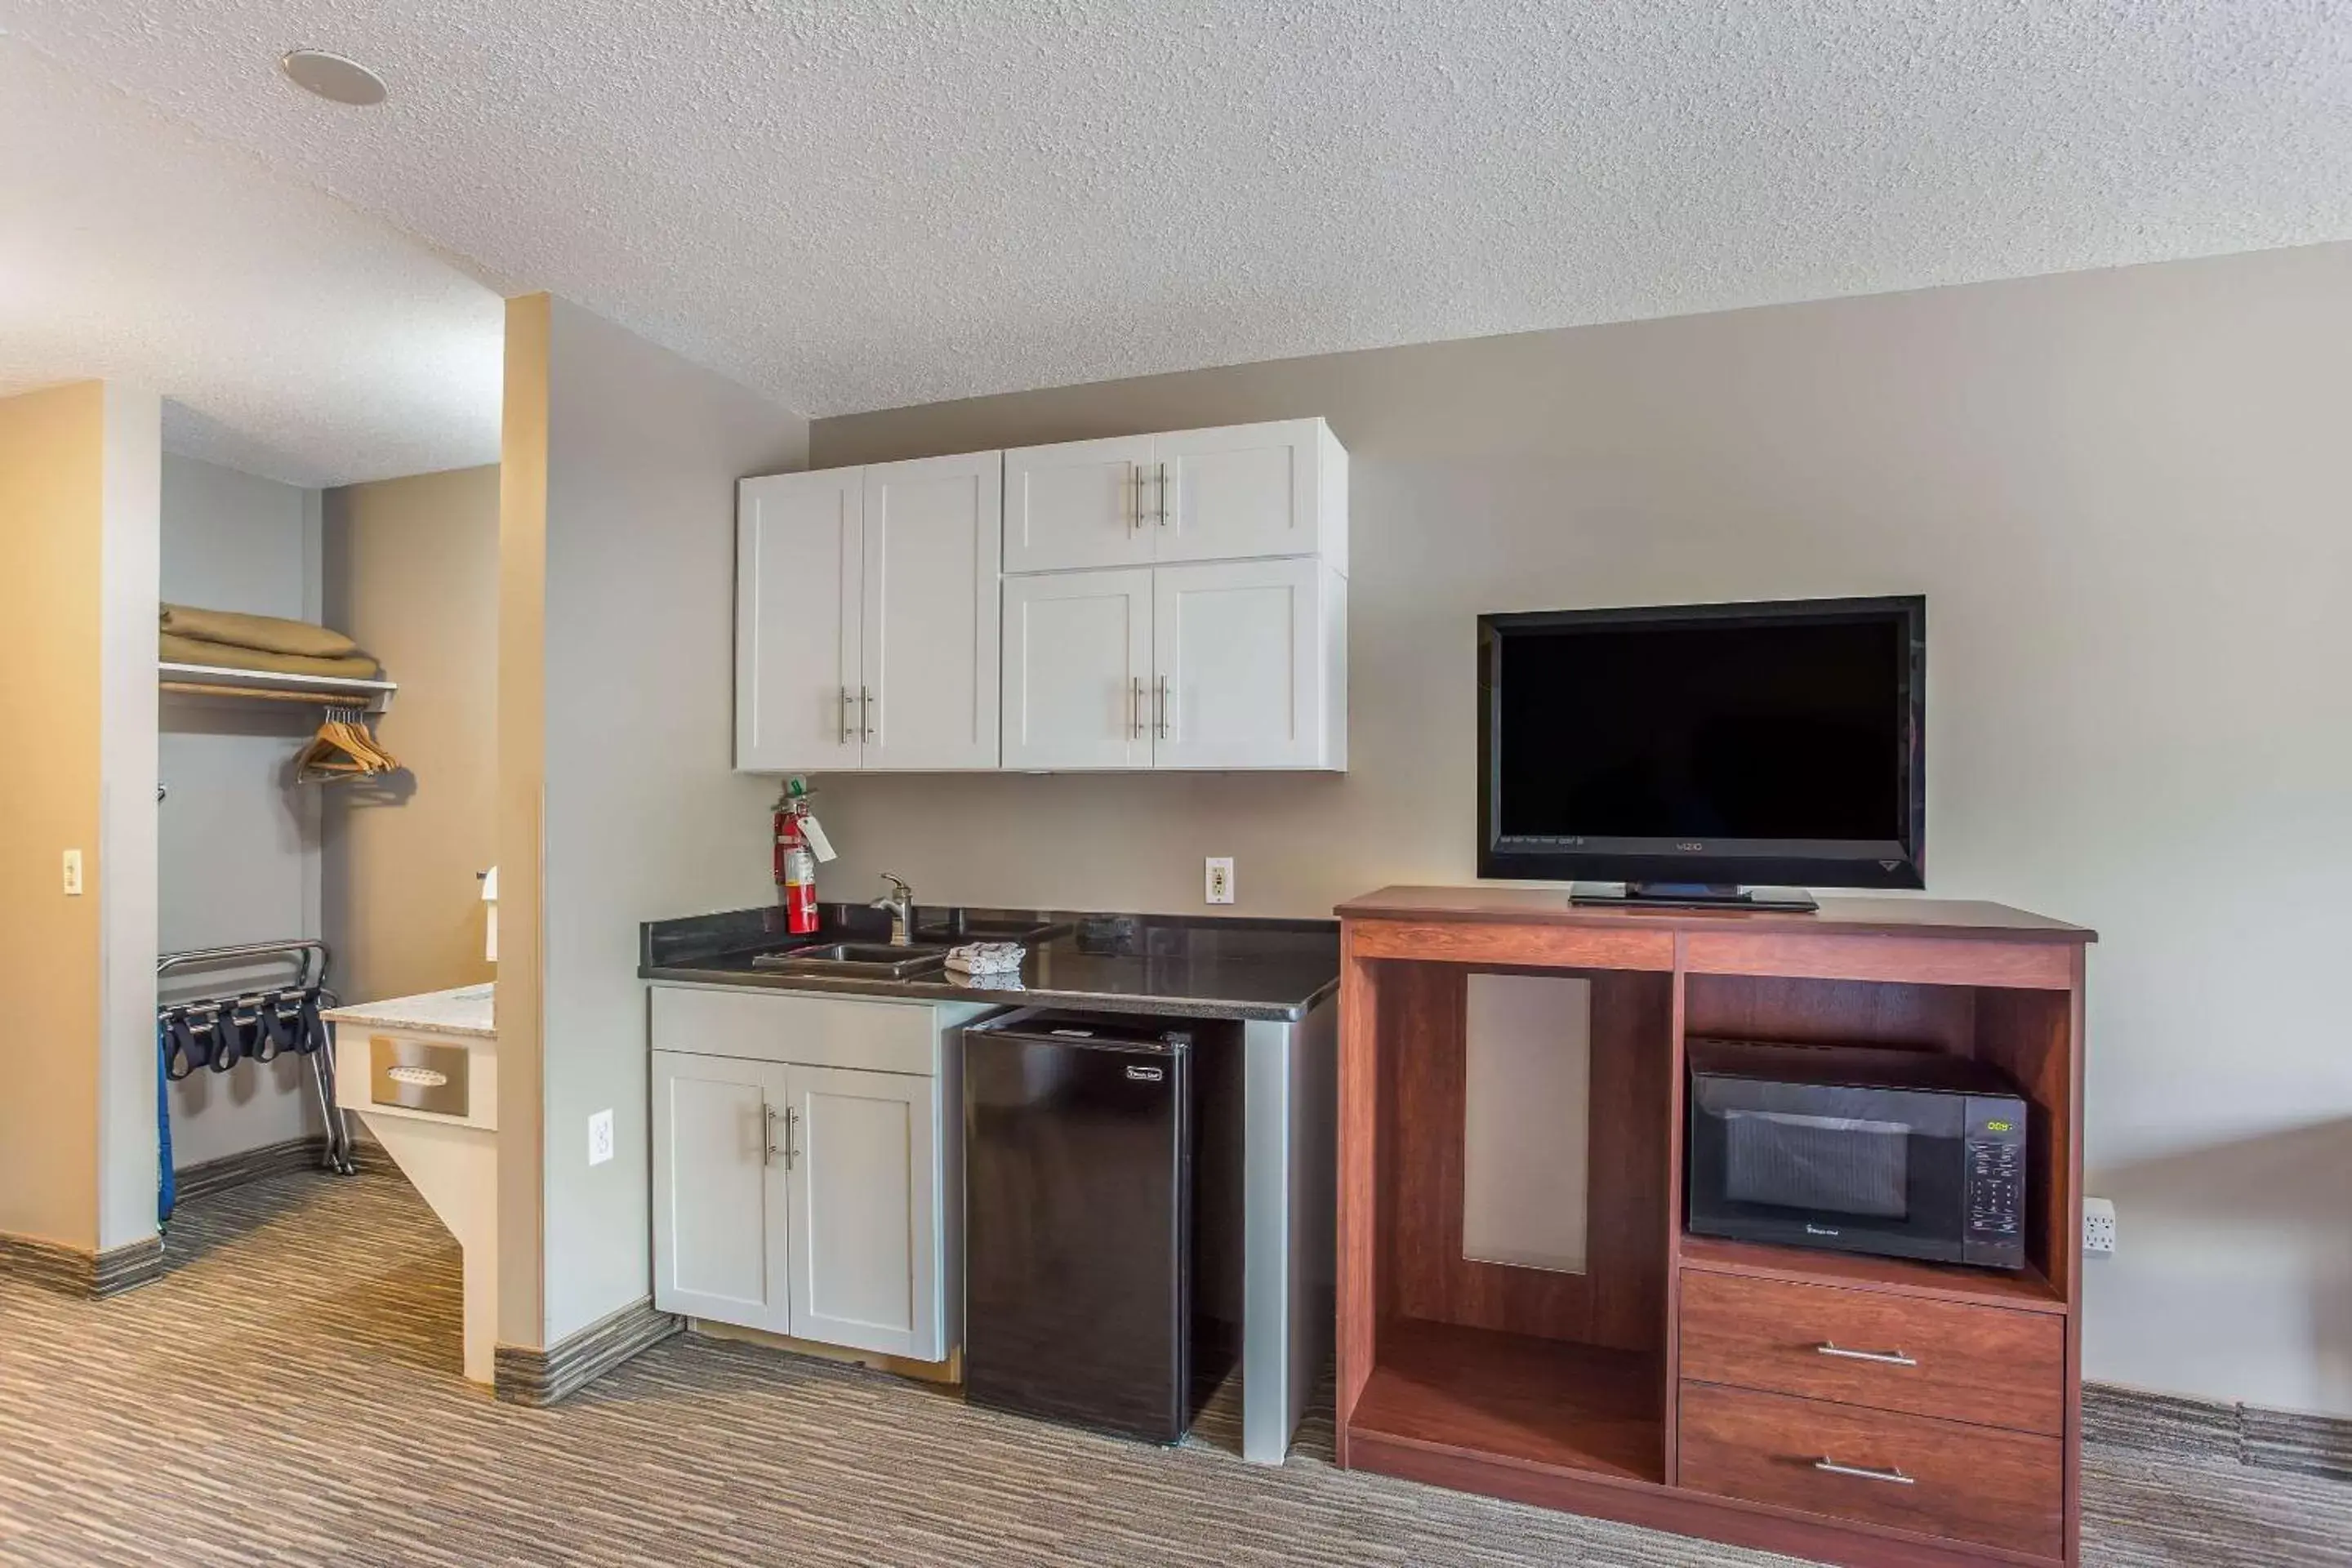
61;849;82;896
588;1109;615;1166
1205;856;1235;905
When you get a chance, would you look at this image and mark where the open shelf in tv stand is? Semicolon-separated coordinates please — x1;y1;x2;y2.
1334;888;2093;1568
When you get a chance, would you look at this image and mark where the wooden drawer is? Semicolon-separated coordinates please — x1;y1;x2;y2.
1679;1382;2064;1560
1681;1267;2065;1436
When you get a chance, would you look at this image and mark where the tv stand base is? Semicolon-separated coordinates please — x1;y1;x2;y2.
1570;882;1820;912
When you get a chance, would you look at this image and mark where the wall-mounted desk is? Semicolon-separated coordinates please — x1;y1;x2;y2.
1334;888;2093;1568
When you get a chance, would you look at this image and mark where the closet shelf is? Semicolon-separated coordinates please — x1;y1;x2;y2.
158;661;398;715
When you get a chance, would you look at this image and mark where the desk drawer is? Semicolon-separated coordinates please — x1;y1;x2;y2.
1679;1381;2063;1560
1680;1268;2064;1435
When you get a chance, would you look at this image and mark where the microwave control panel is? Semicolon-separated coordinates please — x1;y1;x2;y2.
1962;1097;2029;1266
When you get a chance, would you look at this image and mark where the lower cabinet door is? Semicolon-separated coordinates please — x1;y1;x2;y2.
651;1051;792;1332
783;1064;942;1360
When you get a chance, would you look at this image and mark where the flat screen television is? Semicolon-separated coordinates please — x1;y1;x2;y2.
1477;595;1925;904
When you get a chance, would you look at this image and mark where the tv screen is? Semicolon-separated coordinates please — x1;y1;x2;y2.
1477;597;1924;891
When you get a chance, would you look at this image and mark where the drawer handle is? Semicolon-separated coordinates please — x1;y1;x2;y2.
386;1067;448;1088
1815;1459;1916;1486
1815;1342;1918;1367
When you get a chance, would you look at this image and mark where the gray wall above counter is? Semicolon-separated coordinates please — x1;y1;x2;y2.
802;241;2352;1421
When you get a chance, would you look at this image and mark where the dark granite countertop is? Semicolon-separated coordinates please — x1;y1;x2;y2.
639;903;1340;1022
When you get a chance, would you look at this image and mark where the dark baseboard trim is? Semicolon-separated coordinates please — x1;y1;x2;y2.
2087;1382;2352;1481
173;1135;339;1203
495;1297;681;1406
0;1231;165;1298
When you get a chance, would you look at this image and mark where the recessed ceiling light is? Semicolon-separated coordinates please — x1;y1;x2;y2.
280;50;386;106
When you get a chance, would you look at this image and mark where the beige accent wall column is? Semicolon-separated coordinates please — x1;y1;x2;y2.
0;380;160;1254
497;293;552;1350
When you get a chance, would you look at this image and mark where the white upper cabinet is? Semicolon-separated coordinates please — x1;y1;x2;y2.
1002;434;1156;574
1155;419;1344;569
737;470;863;773
738;418;1346;773
1001;568;1155;770
1003;418;1346;574
737;454;1002;773
1153;558;1340;771
861;452;1003;771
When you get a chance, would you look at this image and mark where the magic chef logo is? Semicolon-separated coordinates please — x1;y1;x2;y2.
1805;1223;1842;1237
1126;1065;1164;1083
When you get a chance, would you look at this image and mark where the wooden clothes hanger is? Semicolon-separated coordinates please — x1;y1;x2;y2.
297;706;399;782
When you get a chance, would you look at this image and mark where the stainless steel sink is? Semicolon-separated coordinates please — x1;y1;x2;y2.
751;942;951;978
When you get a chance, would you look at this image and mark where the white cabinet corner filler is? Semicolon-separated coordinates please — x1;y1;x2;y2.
650;986;991;1362
737;416;1347;774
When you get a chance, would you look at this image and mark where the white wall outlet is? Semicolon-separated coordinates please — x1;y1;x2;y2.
587;1109;615;1167
1205;856;1235;905
2082;1196;2117;1254
61;849;82;896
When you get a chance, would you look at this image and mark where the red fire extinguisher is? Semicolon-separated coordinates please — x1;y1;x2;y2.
775;782;819;935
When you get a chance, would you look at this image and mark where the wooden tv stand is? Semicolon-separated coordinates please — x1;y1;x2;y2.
1334;888;2094;1568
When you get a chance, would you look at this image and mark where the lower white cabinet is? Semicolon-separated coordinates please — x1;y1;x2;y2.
650;987;987;1362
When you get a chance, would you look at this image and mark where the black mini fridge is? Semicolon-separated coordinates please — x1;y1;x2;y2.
962;1009;1241;1444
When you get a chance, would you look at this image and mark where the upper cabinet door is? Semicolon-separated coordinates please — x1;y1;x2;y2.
737;470;863;772
650;1051;792;1334
783;1063;941;1361
1152;557;1332;770
1001;569;1155;770
861;452;1003;771
1003;434;1157;574
1152;418;1339;568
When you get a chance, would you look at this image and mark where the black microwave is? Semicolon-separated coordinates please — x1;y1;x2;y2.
1685;1039;2028;1271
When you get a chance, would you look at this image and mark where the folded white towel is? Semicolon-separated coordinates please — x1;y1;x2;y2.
945;942;1025;976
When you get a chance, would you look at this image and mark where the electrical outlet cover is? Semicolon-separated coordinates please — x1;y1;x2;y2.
2082;1196;2117;1254
588;1109;615;1167
1205;856;1235;905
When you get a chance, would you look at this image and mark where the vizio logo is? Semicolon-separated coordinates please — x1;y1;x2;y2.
1125;1065;1165;1083
1677;841;1705;852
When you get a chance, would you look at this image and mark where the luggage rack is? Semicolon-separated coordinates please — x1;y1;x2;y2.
157;939;357;1185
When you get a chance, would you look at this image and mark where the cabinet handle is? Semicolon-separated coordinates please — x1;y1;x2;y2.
860;685;875;742
1131;675;1147;739
1155;675;1170;739
1815;1343;1918;1367
1813;1459;1915;1486
838;686;854;745
1132;465;1147;533
1156;461;1169;528
784;1106;799;1169
764;1104;782;1166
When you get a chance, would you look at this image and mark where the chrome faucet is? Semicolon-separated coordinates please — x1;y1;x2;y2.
872;872;915;946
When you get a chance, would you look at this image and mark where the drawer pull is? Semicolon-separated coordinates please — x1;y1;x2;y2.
1815;1342;1918;1367
1814;1459;1916;1486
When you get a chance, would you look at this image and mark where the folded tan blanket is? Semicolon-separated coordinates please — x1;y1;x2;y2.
160;631;381;681
160;604;360;661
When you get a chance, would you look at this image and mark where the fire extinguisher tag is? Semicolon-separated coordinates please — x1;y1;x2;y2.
798;811;838;862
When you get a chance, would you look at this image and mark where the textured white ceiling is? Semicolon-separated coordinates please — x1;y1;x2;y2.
0;38;501;486
5;2;2350;457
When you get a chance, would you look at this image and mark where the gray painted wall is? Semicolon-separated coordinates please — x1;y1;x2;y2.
158;452;323;1169
523;298;808;1346
808;243;2352;1417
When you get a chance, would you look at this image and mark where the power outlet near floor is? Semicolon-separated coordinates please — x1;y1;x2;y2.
1205;856;1235;905
587;1109;615;1166
2082;1196;2118;1254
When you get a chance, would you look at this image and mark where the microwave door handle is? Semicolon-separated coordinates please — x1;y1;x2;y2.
1815;1342;1918;1367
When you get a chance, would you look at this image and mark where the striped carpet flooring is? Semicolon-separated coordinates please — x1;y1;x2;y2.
2;1169;2346;1566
